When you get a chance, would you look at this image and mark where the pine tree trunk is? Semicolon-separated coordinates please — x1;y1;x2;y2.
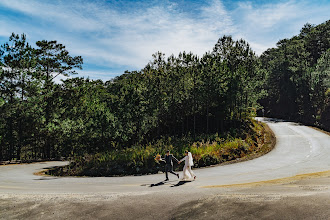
45;66;51;159
0;141;2;161
8;91;14;161
206;102;209;134
193;114;196;139
17;76;25;161
8;117;13;161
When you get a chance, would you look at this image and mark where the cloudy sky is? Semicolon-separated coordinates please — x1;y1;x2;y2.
0;0;329;80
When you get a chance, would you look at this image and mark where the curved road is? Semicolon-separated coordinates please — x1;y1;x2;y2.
1;118;330;219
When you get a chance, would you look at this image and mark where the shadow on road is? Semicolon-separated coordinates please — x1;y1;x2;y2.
260;117;301;125
140;180;181;187
263;118;283;123
149;181;165;187
42;166;61;169
171;180;191;187
258;117;286;123
33;177;58;181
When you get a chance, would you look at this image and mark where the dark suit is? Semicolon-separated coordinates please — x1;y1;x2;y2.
163;154;178;180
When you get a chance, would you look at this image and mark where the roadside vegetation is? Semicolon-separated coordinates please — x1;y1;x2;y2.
46;119;275;176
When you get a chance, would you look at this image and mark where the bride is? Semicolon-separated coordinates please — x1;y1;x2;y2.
179;151;196;181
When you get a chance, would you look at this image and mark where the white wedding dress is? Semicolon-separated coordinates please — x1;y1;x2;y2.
179;152;196;181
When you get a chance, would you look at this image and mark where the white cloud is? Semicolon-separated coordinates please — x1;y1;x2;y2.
0;0;329;78
201;0;235;33
0;21;13;37
0;0;107;32
53;70;116;83
78;70;117;80
232;0;330;55
236;1;298;29
0;0;236;74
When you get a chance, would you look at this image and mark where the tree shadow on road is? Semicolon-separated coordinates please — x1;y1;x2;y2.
42;166;61;169
261;118;284;123
33;177;58;180
261;117;301;124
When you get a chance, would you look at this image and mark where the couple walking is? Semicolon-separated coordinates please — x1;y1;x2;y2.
163;150;196;181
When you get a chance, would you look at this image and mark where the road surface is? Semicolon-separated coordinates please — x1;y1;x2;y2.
1;118;330;219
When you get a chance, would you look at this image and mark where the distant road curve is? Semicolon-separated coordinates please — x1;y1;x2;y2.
0;117;329;194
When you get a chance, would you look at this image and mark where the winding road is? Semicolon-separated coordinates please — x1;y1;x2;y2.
1;118;330;219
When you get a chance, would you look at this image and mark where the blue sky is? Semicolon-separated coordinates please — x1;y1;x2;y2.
0;0;329;81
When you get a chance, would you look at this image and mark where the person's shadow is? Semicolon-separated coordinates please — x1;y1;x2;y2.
149;181;166;187
171;180;190;187
142;180;187;187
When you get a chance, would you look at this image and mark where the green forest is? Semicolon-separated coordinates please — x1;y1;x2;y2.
0;20;329;175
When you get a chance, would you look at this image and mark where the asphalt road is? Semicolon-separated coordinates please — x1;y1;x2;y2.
1;118;330;220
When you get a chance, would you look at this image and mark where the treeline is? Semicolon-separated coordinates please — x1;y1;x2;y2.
0;33;264;161
259;20;330;130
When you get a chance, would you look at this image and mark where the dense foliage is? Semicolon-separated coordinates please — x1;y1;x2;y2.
0;33;264;161
259;20;330;130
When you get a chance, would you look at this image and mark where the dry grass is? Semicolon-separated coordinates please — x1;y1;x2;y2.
203;169;330;188
197;121;276;168
309;126;330;136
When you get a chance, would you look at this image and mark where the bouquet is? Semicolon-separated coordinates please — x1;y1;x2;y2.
154;154;162;163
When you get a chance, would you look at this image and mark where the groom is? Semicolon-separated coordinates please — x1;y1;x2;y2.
163;150;179;181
